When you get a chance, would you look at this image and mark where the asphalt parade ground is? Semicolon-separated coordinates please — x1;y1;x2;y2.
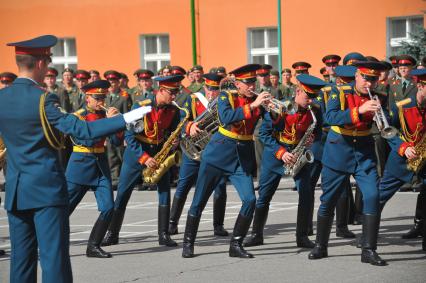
0;178;425;283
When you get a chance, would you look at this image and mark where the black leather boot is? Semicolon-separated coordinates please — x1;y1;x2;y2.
158;205;177;247
361;214;387;266
353;186;363;225
87;217;112;258
244;206;269;247
182;214;201;258
402;218;424;239
168;195;187;235
213;194;229;236
309;215;333;259
307;192;315;236
336;194;355;238
296;205;315;248
101;209;125;246
229;214;254;258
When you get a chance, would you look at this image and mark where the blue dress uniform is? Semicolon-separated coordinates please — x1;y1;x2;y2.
244;74;325;249
181;64;264;259
0;35;135;283
102;75;183;247
309;61;388;266
309;64;361;239
65;80;123;258
379;69;426;250
169;73;228;237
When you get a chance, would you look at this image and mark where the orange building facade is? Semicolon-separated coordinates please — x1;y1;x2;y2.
0;0;424;84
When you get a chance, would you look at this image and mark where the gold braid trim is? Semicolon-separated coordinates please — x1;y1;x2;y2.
398;106;421;143
39;92;65;150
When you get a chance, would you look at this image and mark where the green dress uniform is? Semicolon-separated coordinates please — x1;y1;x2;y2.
187;80;205;93
106;89;132;188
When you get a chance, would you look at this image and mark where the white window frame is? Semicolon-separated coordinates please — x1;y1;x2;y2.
140;34;170;71
248;27;278;65
387;16;424;55
51;38;77;67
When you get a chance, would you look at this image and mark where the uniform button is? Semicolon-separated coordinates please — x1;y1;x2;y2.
353;139;357;143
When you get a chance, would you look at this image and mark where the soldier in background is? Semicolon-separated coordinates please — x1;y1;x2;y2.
216;66;227;78
89;69;101;83
70;69;90;112
129;69;155;104
120;72;130;91
320;67;330;83
0;72;17;89
281;68;296;101
43;67;59;94
187;65;205;93
322;54;341;84
104;70;132;190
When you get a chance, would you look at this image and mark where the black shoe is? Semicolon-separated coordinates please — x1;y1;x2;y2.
229;214;254;258
308;215;333;260
296;203;314;248
243;206;269;247
335;192;354;238
86;245;112;258
243;233;264;247
214;225;229;236
213;193;228;236
182;215;201;258
158;205;177;247
102;231;119;247
101;209;125;246
361;214;387;266
0;249;5;256
399;182;412;192
353;214;363;225
401;219;423;239
361;249;387;266
169;196;187;235
87;217;112;258
297;236;315;248
336;226;356;238
159;232;178;247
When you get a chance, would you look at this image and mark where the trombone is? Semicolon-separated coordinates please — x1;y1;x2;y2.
367;88;398;139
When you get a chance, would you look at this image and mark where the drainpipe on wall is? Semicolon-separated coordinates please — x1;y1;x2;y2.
191;0;197;66
277;0;283;81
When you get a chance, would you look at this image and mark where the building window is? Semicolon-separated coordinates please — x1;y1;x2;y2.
248;28;279;69
51;38;78;74
140;34;170;73
387;16;424;56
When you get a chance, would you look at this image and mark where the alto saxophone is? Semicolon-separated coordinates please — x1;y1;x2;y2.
283;105;316;177
407;133;426;173
142;101;190;184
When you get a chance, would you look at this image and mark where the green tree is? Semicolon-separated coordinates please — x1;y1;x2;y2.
398;25;426;62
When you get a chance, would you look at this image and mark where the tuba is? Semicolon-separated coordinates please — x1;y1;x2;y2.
0;136;6;170
180;97;219;161
142;101;190;184
283;105;316;177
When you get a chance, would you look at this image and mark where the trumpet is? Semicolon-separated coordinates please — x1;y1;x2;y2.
367;88;398;139
249;90;295;115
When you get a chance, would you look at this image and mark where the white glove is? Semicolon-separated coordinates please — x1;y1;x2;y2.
123;106;152;123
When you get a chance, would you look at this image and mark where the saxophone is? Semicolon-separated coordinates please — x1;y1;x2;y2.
284;105;316;177
142;101;190;184
407;133;426;173
0;136;6;170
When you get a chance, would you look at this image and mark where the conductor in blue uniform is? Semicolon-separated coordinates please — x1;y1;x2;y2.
0;35;151;283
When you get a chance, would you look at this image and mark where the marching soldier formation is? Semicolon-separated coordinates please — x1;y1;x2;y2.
0;34;425;282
